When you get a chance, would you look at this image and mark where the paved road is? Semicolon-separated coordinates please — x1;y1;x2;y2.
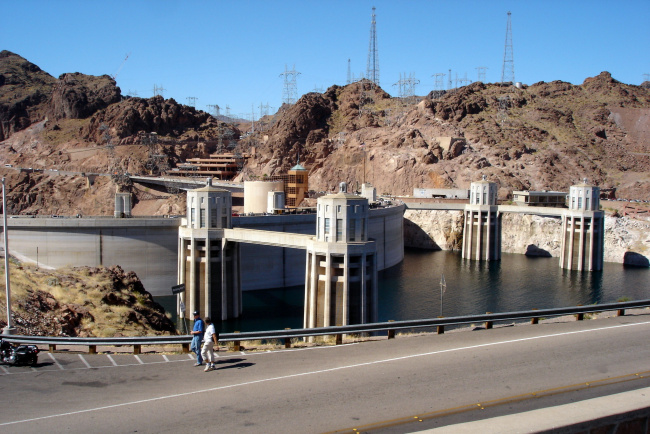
1;314;649;433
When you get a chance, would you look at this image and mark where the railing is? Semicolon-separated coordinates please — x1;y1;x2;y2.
3;299;649;354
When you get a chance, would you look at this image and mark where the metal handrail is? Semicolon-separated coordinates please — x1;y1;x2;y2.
2;299;649;352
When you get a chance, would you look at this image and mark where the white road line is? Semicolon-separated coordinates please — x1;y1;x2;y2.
47;353;64;371
134;355;144;365
162;355;170;362
3;319;650;427
187;354;194;360
0;365;9;374
78;354;92;369
106;355;118;366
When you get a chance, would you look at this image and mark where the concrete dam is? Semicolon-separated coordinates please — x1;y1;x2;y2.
5;205;405;298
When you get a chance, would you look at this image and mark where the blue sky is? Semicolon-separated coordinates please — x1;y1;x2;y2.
2;0;649;119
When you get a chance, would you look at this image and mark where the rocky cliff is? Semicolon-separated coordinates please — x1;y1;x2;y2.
404;209;650;266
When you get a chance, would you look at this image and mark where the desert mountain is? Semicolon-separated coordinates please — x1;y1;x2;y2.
1;50;649;217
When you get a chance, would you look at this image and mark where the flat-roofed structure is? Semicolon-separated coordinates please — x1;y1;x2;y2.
271;163;309;208
512;190;567;208
172;153;249;180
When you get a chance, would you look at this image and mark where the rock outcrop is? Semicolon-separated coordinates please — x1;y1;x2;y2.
0;263;176;337
49;72;122;120
0;50;56;141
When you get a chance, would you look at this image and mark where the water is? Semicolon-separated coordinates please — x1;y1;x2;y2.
156;248;650;333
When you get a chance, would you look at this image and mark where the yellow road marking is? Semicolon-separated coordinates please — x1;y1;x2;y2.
325;370;650;433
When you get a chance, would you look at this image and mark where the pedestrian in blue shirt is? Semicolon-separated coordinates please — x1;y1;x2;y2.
190;311;205;366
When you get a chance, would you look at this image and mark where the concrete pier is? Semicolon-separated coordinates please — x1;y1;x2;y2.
304;187;378;328
462;177;501;261
559;180;605;271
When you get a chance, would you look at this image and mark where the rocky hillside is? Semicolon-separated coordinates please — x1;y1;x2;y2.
246;74;650;201
1;51;649;220
0;260;176;337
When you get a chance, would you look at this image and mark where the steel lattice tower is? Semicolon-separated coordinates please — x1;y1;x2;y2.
501;11;515;83
366;7;380;87
280;64;301;105
476;66;488;83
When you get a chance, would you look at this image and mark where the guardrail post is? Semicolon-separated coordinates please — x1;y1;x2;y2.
387;320;395;339
335;334;342;345
437;316;445;334
88;345;97;355
531;308;539;325
576;305;584;321
133;344;141;355
49;344;56;352
485;312;493;330
617;308;625;317
233;331;241;352
182;343;190;353
284;328;292;348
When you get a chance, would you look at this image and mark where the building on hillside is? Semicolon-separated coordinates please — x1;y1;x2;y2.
270;163;309;208
171;153;249;180
512;190;568;207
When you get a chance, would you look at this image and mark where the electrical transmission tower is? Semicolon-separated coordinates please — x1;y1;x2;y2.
448;69;453;90
643;73;650;83
186;97;198;107
313;85;324;93
347;59;352;84
366;7;380;87
280;64;301;105
458;72;471;87
476;66;488;83
501;11;515;83
393;73;419;99
153;84;166;98
207;104;221;118
432;73;446;91
224;105;232;123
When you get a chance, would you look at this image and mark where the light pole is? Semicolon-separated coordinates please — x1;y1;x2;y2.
2;178;15;335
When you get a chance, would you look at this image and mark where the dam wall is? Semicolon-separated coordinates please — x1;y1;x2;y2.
5;204;405;296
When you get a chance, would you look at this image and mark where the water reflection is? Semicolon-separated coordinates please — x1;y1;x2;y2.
156;248;649;333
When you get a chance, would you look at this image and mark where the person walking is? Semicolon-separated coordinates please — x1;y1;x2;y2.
201;317;218;372
190;311;205;366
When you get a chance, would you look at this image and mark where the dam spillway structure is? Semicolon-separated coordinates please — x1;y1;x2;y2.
304;183;378;328
462;176;501;261
177;178;241;322
114;191;132;218
559;179;604;271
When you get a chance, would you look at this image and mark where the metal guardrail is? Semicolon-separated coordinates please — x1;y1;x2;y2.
3;299;649;354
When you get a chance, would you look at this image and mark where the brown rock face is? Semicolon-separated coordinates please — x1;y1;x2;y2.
48;72;122;120
84;96;219;141
0;50;56;141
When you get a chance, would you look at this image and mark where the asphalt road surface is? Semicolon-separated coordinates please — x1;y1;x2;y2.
1;314;649;433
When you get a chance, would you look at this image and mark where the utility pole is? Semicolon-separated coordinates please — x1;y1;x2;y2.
2;178;15;335
501;11;515;83
347;58;352;84
366;7;380;87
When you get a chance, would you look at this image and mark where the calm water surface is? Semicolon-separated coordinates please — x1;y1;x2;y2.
158;249;649;333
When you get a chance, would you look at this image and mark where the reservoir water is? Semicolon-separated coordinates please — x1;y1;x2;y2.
157;248;649;333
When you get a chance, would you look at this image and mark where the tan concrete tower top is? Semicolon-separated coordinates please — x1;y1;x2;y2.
470;175;498;205
185;178;232;229
316;183;369;243
569;178;600;211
